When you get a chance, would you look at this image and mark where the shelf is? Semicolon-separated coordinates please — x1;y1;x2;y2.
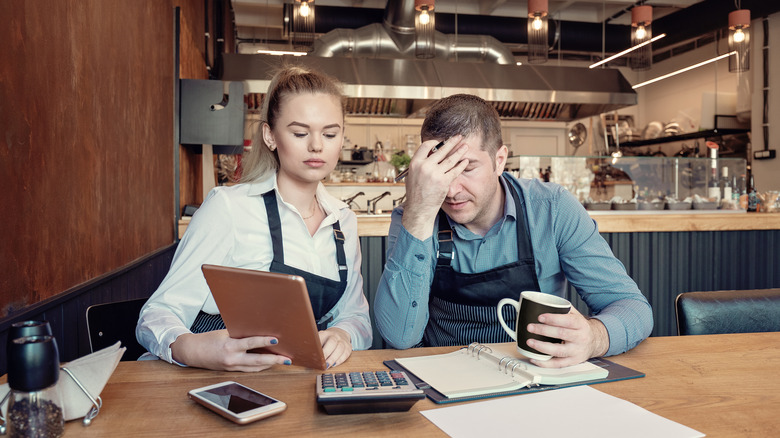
620;129;749;148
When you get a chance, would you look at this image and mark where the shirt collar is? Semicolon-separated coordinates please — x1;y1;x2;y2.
245;173;350;217
500;174;519;220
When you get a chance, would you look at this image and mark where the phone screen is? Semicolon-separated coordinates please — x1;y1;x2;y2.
194;383;278;414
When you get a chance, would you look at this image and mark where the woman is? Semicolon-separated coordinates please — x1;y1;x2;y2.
136;66;372;371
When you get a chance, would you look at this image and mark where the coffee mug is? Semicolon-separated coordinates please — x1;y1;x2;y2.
497;291;572;361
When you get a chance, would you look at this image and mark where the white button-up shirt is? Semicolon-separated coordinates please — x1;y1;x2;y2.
136;174;372;364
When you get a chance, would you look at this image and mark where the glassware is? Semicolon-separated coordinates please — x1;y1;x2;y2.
5;335;64;437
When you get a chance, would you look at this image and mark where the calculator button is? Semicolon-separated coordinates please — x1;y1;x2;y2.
341;387;354;392
323;387;336;393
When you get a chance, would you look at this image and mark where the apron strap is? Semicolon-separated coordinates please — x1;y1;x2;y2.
264;189;348;283
436;210;454;266
262;190;285;265
332;220;349;283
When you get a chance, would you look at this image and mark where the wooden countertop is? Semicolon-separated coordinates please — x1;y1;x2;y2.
178;212;780;238
44;332;780;437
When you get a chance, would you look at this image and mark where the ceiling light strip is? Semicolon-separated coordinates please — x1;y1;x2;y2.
632;51;735;89
255;49;308;56
589;34;666;69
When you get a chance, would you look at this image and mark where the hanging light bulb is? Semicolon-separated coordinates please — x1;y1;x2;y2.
732;28;745;43
531;15;543;31
299;0;310;18
728;9;750;73
527;0;548;64
419;7;430;25
634;25;647;40
630;5;653;71
292;0;315;51
414;1;436;59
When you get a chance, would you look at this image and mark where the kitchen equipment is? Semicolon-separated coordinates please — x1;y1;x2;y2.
642;121;664;139
567;123;587;150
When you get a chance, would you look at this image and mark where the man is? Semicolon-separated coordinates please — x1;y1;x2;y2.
373;94;653;368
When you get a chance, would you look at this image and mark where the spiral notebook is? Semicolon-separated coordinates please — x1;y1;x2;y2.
385;342;644;404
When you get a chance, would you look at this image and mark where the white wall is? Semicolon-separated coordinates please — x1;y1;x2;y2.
750;13;780;192
630;43;738;132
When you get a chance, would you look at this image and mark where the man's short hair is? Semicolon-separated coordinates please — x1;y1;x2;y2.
421;94;503;157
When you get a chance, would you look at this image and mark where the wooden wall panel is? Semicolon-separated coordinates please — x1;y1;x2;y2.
0;244;176;376
175;0;209;210
0;1;174;317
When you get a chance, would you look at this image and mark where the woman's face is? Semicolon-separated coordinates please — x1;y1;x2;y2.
263;92;344;186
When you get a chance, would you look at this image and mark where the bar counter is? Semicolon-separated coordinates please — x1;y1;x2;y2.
176;209;779;340
179;211;780;238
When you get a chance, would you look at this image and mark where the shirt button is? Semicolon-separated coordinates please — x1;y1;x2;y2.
411;301;418;307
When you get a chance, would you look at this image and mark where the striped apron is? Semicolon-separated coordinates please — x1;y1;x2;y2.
423;180;541;347
190;190;348;334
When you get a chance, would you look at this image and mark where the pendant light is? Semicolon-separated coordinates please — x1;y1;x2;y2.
414;0;436;59
629;5;653;71
527;0;548;64
728;8;750;72
292;0;315;51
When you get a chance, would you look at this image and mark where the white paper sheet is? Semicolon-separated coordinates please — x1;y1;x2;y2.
420;385;705;438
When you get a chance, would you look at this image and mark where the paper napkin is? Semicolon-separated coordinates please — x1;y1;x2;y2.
1;341;125;422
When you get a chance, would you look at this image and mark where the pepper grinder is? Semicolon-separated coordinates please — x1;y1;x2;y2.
4;334;64;437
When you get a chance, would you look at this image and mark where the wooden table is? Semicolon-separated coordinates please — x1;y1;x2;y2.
61;333;779;437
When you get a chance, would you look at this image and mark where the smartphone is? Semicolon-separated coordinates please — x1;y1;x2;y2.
188;381;287;424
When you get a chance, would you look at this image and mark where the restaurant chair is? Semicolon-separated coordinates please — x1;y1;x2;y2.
675;288;780;336
86;297;149;361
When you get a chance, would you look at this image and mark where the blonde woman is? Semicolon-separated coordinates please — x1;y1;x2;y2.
137;66;371;371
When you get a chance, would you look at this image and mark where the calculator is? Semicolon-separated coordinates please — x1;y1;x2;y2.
316;370;426;414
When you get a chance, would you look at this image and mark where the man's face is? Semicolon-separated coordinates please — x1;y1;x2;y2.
441;133;508;235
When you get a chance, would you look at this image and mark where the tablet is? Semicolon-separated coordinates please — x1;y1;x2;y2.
201;264;327;370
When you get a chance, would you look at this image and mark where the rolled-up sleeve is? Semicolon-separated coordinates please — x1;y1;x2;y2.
542;185;653;356
374;208;438;349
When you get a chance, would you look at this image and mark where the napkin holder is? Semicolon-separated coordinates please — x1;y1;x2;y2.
1;341;125;430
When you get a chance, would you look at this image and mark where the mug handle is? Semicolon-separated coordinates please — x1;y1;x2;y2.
496;298;520;341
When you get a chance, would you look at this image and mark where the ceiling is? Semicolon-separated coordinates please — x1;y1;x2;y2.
229;1;699;60
226;0;780;64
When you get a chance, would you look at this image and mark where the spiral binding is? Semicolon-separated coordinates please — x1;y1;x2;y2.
466;342;533;382
467;342;493;359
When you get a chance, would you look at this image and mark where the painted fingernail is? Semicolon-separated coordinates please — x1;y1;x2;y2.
270;338;278;344
284;359;291;365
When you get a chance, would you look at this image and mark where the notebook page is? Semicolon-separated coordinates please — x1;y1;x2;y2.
396;350;533;399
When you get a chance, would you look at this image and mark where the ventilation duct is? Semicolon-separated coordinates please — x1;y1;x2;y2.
222;0;637;121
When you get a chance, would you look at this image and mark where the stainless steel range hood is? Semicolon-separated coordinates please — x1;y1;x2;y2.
221;53;636;121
